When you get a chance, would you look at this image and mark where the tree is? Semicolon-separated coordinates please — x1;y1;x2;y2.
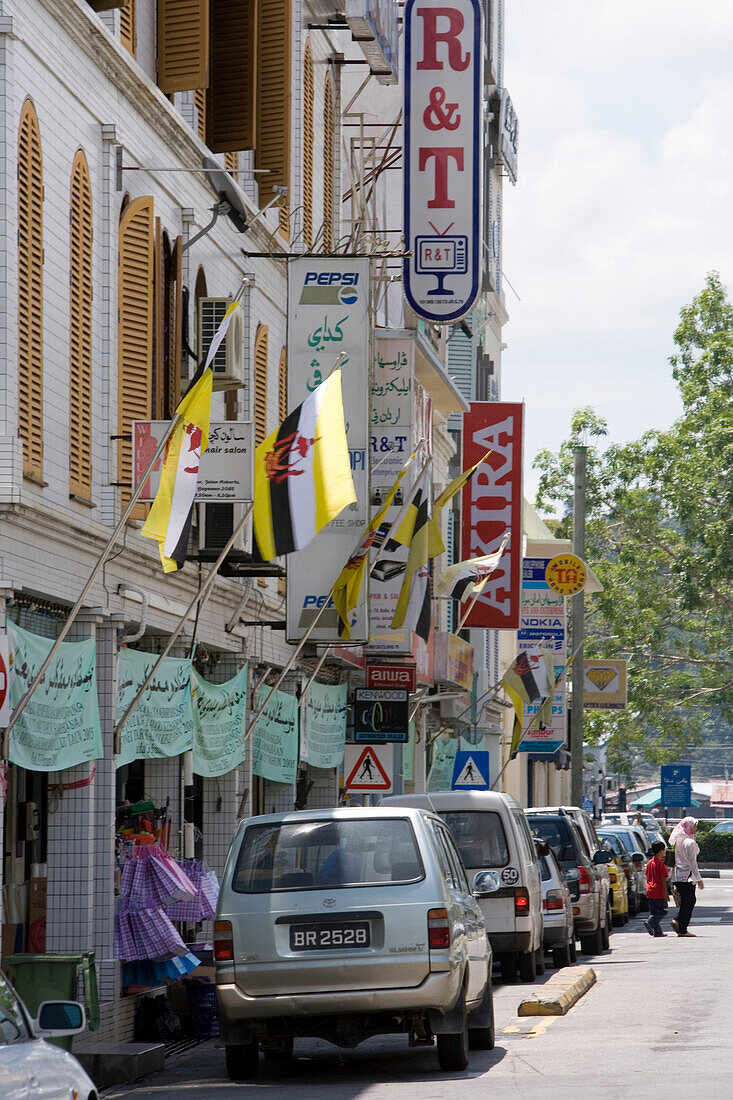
533;273;733;781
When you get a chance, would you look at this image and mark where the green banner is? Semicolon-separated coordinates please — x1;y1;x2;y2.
301;682;347;769
8;623;102;772
252;686;299;784
116;649;194;767
427;734;457;791
192;664;249;777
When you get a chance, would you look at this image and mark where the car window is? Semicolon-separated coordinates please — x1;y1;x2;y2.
427;819;459;889
527;816;577;862
439;810;510;868
514;810;537;865
599;832;624;858
438;825;471;894
539;855;551;882
233;818;424;892
0;973;29;1044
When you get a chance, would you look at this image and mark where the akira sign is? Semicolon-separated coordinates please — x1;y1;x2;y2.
404;0;482;322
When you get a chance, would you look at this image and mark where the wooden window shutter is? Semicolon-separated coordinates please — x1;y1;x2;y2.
207;0;257;153
302;40;314;248
278;345;287;422
253;324;268;446
17;99;44;482
225;151;238;174
69;150;93;500
152;219;165;419
118;196;154;519
194;87;207;143
256;0;291;236
157;0;209;94
167;236;183;416
323;74;334;251
120;0;136;56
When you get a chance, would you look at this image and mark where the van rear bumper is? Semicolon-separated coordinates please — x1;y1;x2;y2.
487;931;531;954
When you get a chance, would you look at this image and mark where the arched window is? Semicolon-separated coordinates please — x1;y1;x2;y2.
323;74;334;251
120;0;136;56
69;150;93;500
18;99;44;482
278;346;287;422
118;196;154;518
253;325;268;447
302;40;314;248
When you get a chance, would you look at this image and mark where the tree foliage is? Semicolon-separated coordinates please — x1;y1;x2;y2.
533;273;733;780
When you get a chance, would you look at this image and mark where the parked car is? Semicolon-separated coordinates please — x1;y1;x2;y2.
598;829;641;917
0;967;95;1099
382;791;545;983
601;839;629;925
603;813;665;846
215;807;495;1079
710;820;733;835
526;808;612;955
599;824;652;912
535;841;577;968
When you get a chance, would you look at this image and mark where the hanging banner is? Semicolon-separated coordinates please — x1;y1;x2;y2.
116;650;194;768
192;664;249;777
461;402;523;628
286;257;371;643
404;0;483;321
0;634;10;728
301;681;347;769
7;623;102;772
252;686;299;784
427;734;458;791
516;559;566;755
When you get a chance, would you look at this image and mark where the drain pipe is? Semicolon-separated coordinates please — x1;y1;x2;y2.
117;584;149;644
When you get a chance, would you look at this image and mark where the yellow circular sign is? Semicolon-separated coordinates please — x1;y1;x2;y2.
545;553;587;595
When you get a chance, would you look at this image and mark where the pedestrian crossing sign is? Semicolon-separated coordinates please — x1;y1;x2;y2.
452;750;490;789
344;744;393;793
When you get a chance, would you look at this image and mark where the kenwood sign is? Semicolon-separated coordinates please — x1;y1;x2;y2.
404;0;483;322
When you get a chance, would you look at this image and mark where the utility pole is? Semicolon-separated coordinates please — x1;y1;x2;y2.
571;446;587;806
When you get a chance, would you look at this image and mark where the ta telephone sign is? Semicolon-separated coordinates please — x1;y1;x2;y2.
660;765;692;808
353;689;409;742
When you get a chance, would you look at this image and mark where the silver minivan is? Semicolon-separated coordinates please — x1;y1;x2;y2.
215;807;495;1079
382;791;544;983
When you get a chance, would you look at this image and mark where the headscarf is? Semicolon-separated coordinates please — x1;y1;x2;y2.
669;816;697;846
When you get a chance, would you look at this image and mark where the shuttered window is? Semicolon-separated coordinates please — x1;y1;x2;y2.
18;99;44;482
257;0;291;237
120;0;136;56
323;74;334;251
157;0;209;93
278;345;287;422
207;0;257;152
69;150;93;500
225;151;238;174
302;40;314;248
194;87;207;143
118;196;154;518
253;324;268;446
153;229;182;420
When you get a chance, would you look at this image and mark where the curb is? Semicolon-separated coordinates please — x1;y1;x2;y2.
700;867;733;879
517;966;596;1017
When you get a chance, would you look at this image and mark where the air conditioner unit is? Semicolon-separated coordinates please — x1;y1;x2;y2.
196;297;244;390
197;502;250;557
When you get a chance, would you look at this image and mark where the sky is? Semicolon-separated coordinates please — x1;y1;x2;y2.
501;1;733;502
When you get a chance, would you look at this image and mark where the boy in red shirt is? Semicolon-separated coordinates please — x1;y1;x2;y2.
644;840;670;937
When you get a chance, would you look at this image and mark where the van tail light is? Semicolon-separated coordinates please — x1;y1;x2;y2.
577;865;592;894
427;908;450;949
514;888;530;915
543;889;565;911
214;920;234;962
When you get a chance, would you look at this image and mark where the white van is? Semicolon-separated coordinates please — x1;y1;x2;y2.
381;791;544;983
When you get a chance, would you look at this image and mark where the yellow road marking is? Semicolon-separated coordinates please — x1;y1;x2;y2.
528;1015;559;1037
502;1025;522;1033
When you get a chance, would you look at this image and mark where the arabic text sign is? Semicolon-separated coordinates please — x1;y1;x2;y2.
252;686;299;784
132;422;253;502
8;623;102;772
301;681;347;769
461;403;523;628
583;659;627;710
286;257;371;644
192;664;249;777
116;649;194;767
404;0;483;321
660;764;691;808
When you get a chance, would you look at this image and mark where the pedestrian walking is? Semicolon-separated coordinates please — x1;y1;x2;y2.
668;816;704;937
644;840;669;937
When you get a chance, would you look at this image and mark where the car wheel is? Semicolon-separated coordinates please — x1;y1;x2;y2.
580;925;603;955
568;938;578;963
499;953;517;983
601;911;611;950
552;941;572;968
437;1007;469;1071
226;1041;259;1080
612;911;625;927
468;980;495;1050
628;893;638;918
534;944;546;975
518;949;537;982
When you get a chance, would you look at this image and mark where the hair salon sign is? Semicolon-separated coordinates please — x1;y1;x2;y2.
404;0;483;322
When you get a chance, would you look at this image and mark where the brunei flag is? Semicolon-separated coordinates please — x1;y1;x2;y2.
253;368;355;560
141;302;239;572
437;533;509;602
389;464;432;641
502;648;555;757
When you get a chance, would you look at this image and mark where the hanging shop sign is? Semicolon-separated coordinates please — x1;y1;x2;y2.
286;257;371;644
7;623;103;772
460;403;523;628
132;421;253;502
515;559;566;755
116;650;194;768
192;664;249;777
583;659;627;711
433;631;473;691
354;688;409;742
545;553;587;596
404;0;483;321
366;662;417;692
301;681;348;769
251;686;299;785
0;634;9;728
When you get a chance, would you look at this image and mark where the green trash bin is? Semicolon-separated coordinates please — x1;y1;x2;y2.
6;951;100;1050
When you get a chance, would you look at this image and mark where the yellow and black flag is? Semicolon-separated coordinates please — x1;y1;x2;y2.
389;464;433;642
502;648;555;757
253;368;355;560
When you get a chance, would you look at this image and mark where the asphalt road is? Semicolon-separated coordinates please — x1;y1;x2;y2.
104;878;733;1100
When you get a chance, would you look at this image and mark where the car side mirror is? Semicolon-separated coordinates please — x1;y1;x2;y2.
473;870;501;897
36;1001;86;1037
593;850;612;864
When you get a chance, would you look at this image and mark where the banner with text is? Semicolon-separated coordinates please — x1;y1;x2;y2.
301;681;348;769
116;650;194;767
192;664;249;777
252;686;299;784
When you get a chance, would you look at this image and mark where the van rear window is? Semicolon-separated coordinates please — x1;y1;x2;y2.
232;818;424;892
439;811;509;868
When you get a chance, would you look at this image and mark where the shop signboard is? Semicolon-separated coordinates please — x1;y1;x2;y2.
286;257;371;644
404;0;483;321
192;665;249;777
301;682;348;769
460;403;523;628
132;421;252;501
583;659;628;710
366;662;417;692
515;558;566;755
433;631;473;691
660;764;692;808
353;688;409;742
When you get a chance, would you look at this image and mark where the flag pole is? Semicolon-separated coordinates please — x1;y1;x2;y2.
454;578;490;634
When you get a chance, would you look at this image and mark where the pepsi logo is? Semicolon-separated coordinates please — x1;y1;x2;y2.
339;287;358;305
